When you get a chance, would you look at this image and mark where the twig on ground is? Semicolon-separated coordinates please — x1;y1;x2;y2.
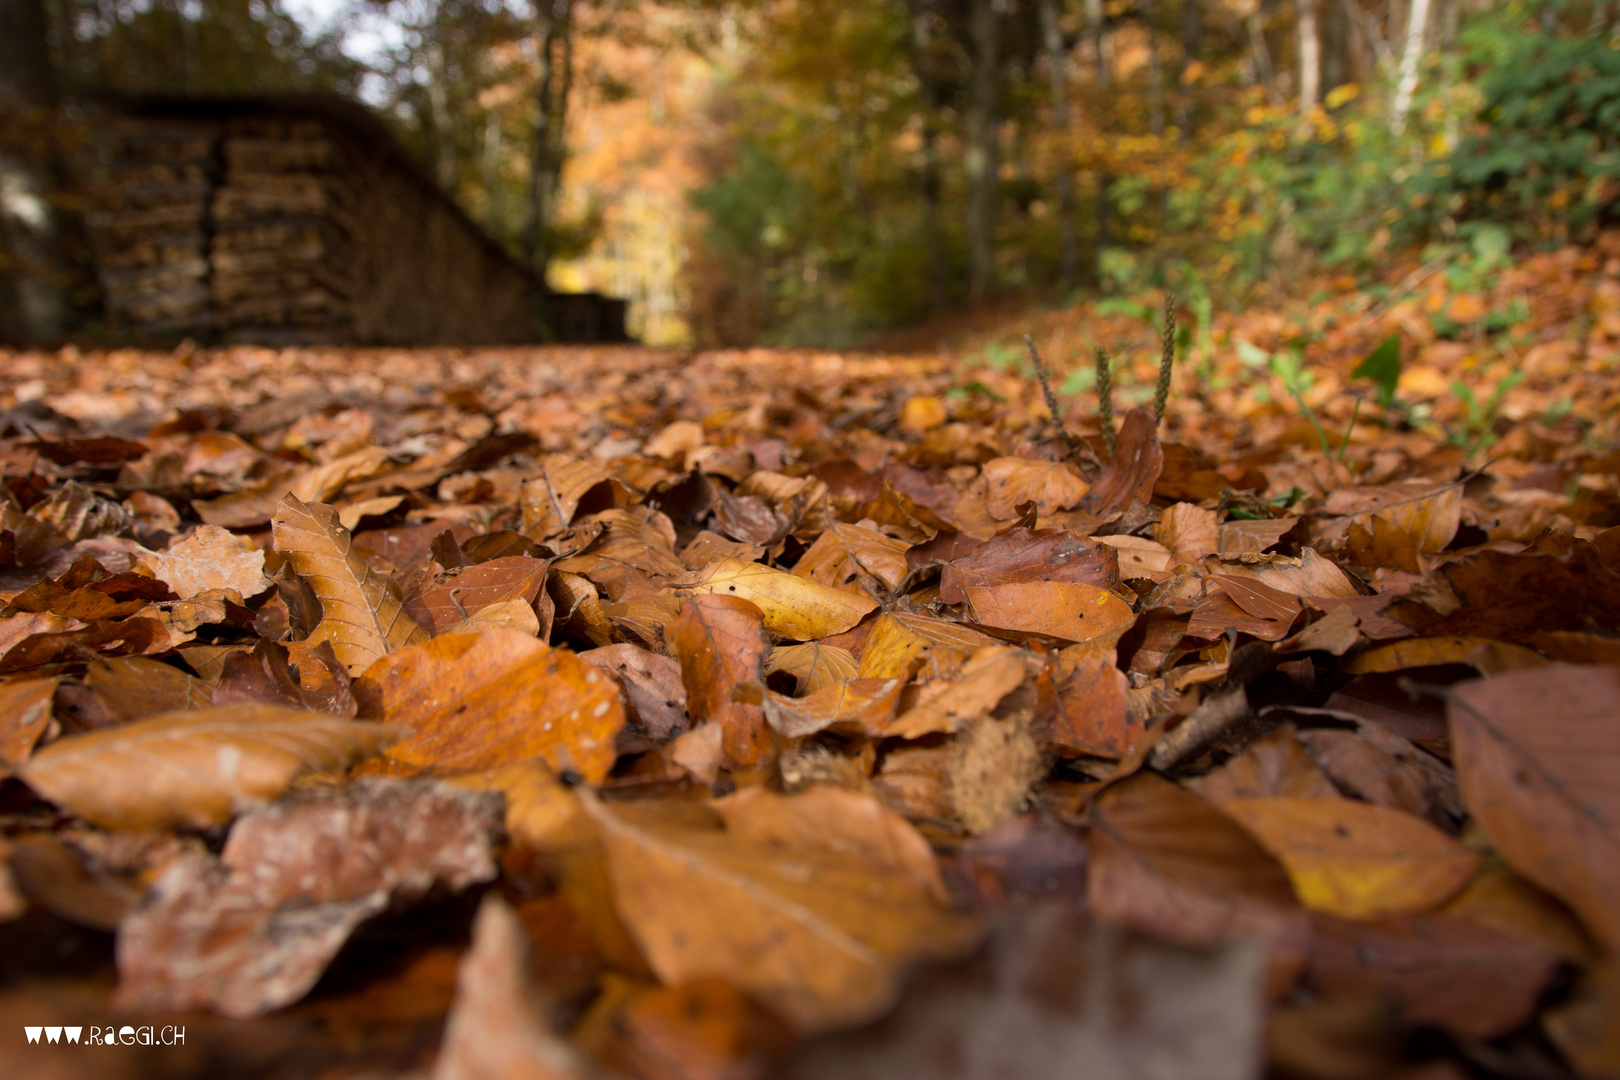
1152;292;1177;425
1024;333;1085;462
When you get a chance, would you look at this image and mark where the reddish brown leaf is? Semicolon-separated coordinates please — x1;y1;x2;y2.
936;527;1119;604
668;594;772;768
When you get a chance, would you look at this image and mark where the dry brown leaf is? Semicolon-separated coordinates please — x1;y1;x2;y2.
18;704;394;830
888;645;1029;739
0;676;58;766
85;655;212;722
766;641;860;696
272;494;430;675
355;629;624;782
1042;653;1138;759
287;444;392;504
1155;502;1220;565
965;581;1136;646
668;594;773;768
403;558;550;638
1220;797;1481;920
761;677;905;738
1296;724;1465;828
137;524;271;601
678;556;878;640
1448;664;1620;947
1545;955;1620;1078
579;642;686;742
1083;409;1164;516
1187;725;1342;805
1218;517;1298;555
857;611;996;681
115;779;500;1017
520;455;621;539
936;527;1120;604
434;894;591;1080
1317;480;1462;554
792;520;909;594
979;456;1089;519
576;790;981;1034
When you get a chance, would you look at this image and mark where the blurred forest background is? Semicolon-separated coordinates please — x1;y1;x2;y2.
3;0;1618;346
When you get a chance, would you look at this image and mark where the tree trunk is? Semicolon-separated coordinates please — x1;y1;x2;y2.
1084;0;1112;280
482;110;504;230
1389;0;1432;134
523;1;559;279
965;0;1000;305
1298;0;1320;115
0;0;66;342
905;0;949;314
1038;0;1079;291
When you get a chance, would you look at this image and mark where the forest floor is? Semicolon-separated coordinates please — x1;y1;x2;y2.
0;233;1617;1080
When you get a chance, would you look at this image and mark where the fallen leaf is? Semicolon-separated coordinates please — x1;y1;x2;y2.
0;676;58;765
403;555;550;635
354;629;624;782
1317;481;1462;553
1447;664;1620;946
272;494;430;674
5;834;139;931
18;704;393;830
1041;654;1137;759
775;907;1265;1080
965;581;1135;646
1220;797;1481;920
213;638;357;716
761;677;905;738
979;456;1089;519
792;520;909;593
579;642;686;742
1083;409;1163;516
434;894;590;1080
1188;725;1342;805
1275;605;1361;655
84;655;211;722
888;645;1029;738
1297;724;1465;829
576;790;981;1034
1545;956;1620;1079
1156;502;1220;565
1304;913;1560;1039
577;975;788;1080
857;611;996;681
1218;517;1299;555
936;527;1119;604
765;641;860;695
137;525;271;603
287;444;393;504
1096;533;1174;578
114;778;501;1017
337;495;405;532
1088;774;1309;991
669;594;772;769
520;455;621;539
1440;862;1592;962
678;556;878;640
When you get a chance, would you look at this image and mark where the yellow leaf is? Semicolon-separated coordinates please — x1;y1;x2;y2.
1221;797;1481;920
677;557;877;640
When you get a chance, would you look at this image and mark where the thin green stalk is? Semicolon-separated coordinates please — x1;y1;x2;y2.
1337;396;1362;463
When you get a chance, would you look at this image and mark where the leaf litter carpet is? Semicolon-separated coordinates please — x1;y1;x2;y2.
0;263;1617;1080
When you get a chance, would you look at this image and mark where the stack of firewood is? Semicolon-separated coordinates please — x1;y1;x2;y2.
209;116;354;342
88;117;218;334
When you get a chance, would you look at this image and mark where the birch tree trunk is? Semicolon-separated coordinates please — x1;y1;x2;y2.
1298;0;1320;115
1389;0;1432;134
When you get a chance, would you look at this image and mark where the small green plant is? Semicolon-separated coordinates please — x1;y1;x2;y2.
1448;372;1526;456
1238;338;1333;458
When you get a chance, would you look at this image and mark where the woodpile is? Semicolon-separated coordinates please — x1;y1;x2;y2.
82;96;627;346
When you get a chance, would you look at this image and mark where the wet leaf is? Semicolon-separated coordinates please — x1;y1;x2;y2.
18;704;393;831
272;494;430;674
354;629;624;782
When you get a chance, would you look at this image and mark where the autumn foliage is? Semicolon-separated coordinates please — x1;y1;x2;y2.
0;232;1618;1079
